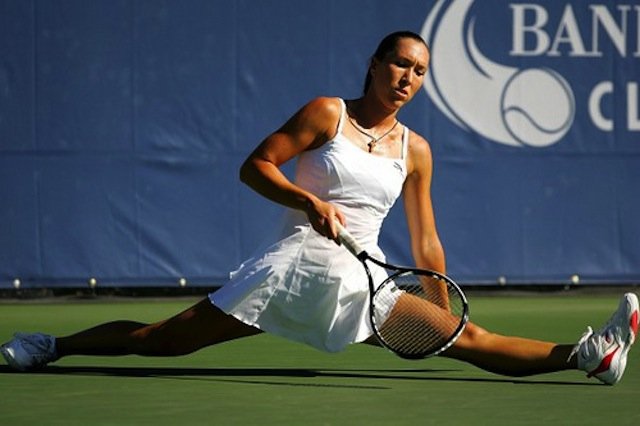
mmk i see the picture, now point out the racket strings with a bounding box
[372,273,466,358]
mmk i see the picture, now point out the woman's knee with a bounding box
[460,322,490,345]
[442,322,490,358]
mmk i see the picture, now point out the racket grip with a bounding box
[334,222,365,258]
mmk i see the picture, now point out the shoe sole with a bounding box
[625,293,639,345]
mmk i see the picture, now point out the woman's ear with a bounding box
[369,57,379,77]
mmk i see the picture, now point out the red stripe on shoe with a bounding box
[587,345,620,378]
[630,311,638,338]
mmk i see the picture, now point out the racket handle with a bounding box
[334,222,366,258]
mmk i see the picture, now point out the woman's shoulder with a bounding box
[295,97,344,147]
[302,96,343,118]
[404,127,433,175]
[406,127,431,155]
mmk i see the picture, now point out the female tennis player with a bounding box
[2,31,637,385]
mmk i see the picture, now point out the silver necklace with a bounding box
[347,114,399,153]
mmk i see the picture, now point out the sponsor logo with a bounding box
[393,161,404,177]
[421,0,639,148]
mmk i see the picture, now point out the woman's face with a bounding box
[371,38,430,108]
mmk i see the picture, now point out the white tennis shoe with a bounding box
[1,332,58,371]
[573,293,639,385]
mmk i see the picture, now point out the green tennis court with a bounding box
[1,293,639,425]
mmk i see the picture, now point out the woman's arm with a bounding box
[239,97,346,239]
[402,132,446,273]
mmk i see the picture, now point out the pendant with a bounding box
[367,139,377,152]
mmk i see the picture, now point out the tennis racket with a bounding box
[335,222,469,359]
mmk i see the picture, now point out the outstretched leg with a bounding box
[364,291,576,376]
[363,320,575,376]
[438,293,639,385]
[442,322,575,376]
[56,298,262,357]
[364,293,638,384]
[2,298,260,370]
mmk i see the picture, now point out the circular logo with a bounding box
[421,0,575,148]
[501,68,575,147]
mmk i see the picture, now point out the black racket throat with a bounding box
[356,251,369,262]
[358,251,391,269]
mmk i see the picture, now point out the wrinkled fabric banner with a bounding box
[0,0,638,287]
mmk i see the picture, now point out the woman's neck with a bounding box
[347,97,398,129]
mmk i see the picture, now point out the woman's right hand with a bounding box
[304,197,346,243]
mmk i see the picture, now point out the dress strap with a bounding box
[336,98,346,136]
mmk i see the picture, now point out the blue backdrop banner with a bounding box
[0,0,638,288]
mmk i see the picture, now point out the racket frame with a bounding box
[336,222,469,359]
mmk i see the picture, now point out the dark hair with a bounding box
[363,31,430,94]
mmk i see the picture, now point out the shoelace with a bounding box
[597,313,624,336]
[568,326,593,363]
[576,300,631,361]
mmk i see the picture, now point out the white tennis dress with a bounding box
[209,98,408,352]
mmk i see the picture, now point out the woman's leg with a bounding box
[363,293,637,385]
[56,298,262,358]
[363,292,577,377]
[362,319,576,377]
[441,322,576,377]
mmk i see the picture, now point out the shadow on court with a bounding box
[0,365,597,388]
